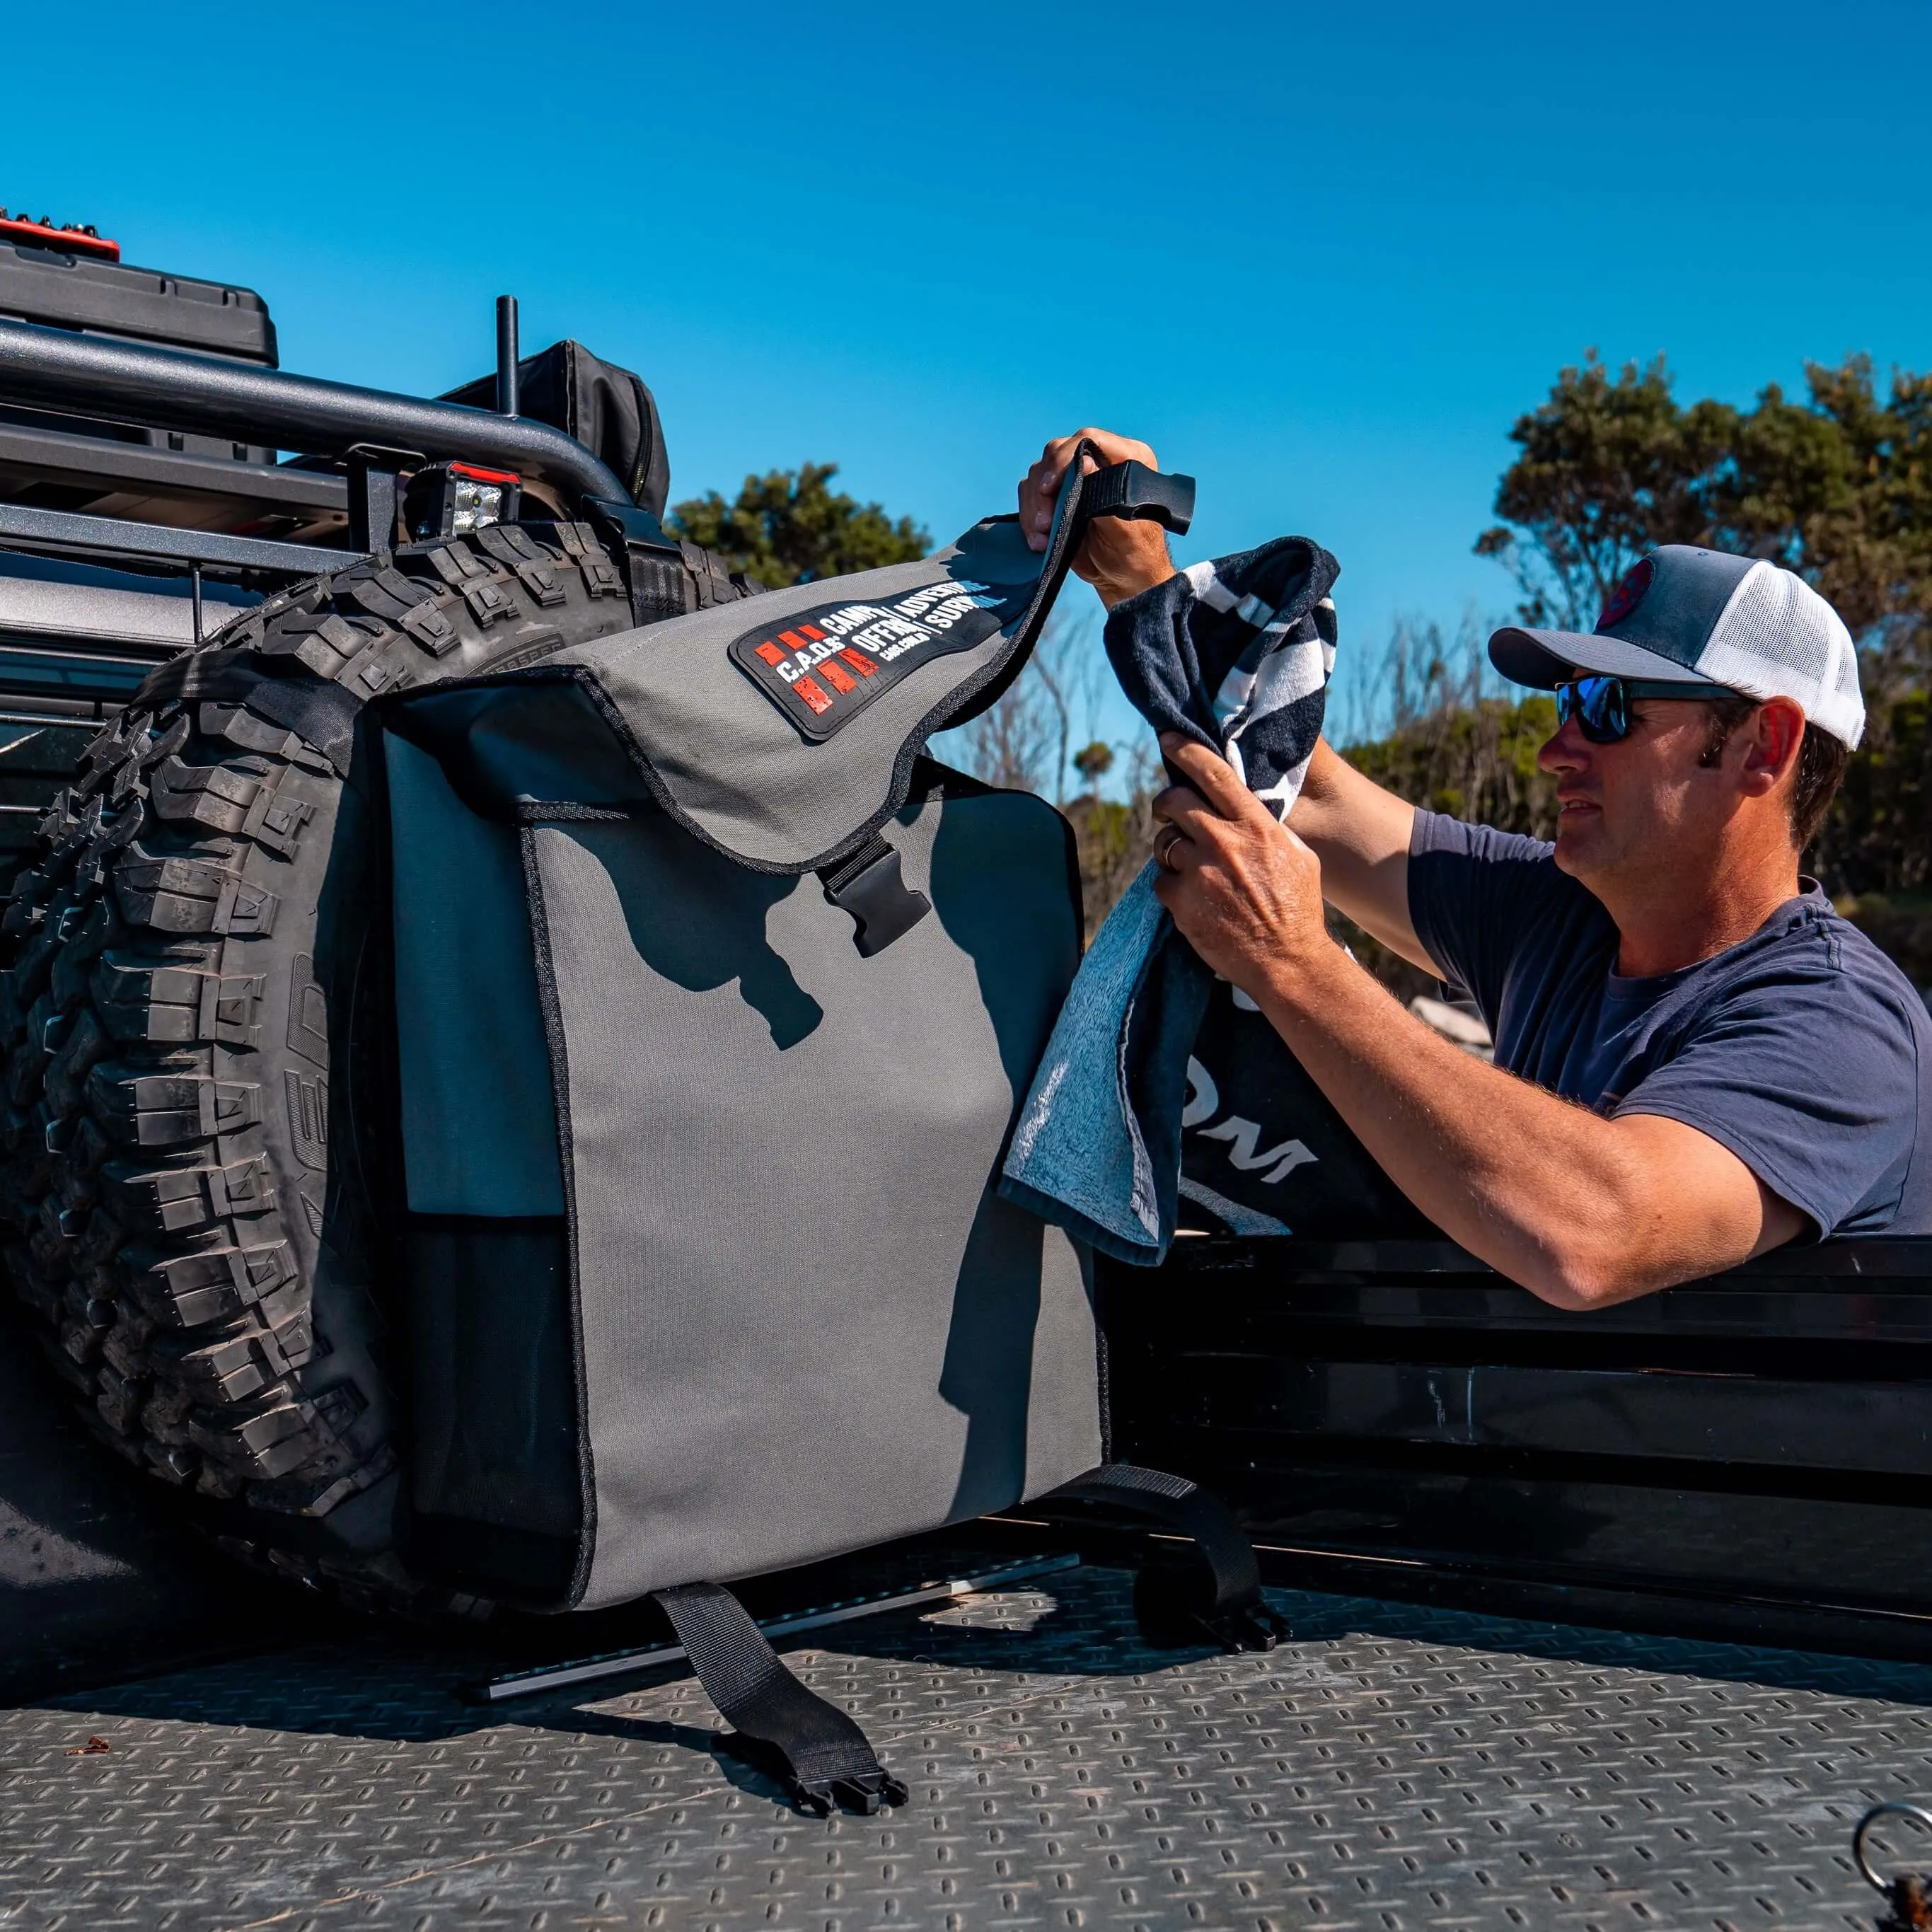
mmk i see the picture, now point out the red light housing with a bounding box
[447,462,521,487]
[404,461,524,540]
[0,212,120,262]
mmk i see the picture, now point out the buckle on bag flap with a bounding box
[817,833,930,957]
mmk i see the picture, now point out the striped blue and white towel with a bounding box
[998,536,1339,1264]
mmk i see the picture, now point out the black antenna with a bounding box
[495,295,519,417]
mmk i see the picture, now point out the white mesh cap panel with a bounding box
[1698,560,1866,747]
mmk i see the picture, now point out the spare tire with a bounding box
[0,517,752,1610]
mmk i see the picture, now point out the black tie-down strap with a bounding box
[653,1580,909,1817]
[586,498,758,626]
[1046,1462,1287,1653]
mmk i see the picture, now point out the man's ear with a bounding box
[1738,698,1805,797]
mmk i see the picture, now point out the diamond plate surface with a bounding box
[5,1568,1932,1930]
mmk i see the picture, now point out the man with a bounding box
[1018,429,1932,1307]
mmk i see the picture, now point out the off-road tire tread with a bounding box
[0,521,741,1609]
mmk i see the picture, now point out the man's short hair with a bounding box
[1698,695,1849,852]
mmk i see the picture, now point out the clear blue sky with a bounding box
[6,1,1928,754]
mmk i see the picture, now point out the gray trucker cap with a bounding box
[1489,545,1866,748]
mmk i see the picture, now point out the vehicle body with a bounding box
[1,219,1927,1928]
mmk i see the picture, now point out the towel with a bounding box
[998,536,1339,1263]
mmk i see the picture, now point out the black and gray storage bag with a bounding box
[378,453,1281,1813]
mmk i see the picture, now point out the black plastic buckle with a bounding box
[717,1732,909,1817]
[797,1768,910,1818]
[1076,456,1196,536]
[818,836,930,957]
[584,497,682,557]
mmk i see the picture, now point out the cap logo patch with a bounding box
[1597,557,1654,631]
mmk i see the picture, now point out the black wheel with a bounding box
[0,519,745,1610]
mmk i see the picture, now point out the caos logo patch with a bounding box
[730,574,1029,741]
[1597,557,1654,630]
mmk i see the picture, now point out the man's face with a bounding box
[1536,695,1737,887]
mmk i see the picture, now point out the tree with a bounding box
[1072,741,1114,789]
[1475,352,1727,629]
[666,461,930,588]
[1475,350,1932,695]
[955,613,1104,808]
[1341,614,1558,840]
[1715,359,1932,695]
[957,659,1063,795]
[951,613,1155,936]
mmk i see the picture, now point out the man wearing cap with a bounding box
[1020,429,1932,1307]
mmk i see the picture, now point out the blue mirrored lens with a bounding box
[1557,676,1628,741]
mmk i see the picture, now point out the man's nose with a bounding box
[1538,715,1592,774]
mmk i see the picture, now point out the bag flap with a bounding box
[383,451,1191,877]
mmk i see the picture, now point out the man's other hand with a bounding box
[1150,734,1331,994]
[1020,428,1177,608]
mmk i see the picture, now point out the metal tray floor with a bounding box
[6,1566,1932,1930]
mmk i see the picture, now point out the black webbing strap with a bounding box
[627,549,695,625]
[131,649,365,776]
[584,498,704,626]
[1046,1462,1286,1653]
[816,831,931,956]
[679,540,741,611]
[653,1580,908,1817]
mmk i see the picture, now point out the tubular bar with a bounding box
[468,1552,1082,1704]
[0,500,364,578]
[0,320,628,511]
[496,296,519,417]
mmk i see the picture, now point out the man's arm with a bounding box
[1021,429,1437,970]
[1151,736,1806,1306]
[1288,741,1436,975]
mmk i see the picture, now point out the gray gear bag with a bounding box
[377,452,1281,1815]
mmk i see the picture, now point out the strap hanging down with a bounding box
[1046,1462,1287,1653]
[654,1580,909,1817]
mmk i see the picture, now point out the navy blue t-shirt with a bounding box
[1407,811,1932,1239]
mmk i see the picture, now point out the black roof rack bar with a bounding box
[0,501,362,577]
[0,320,631,511]
[0,705,121,729]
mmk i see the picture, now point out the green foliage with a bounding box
[1072,741,1114,787]
[666,461,930,589]
[1818,690,1932,895]
[1063,791,1156,939]
[1477,349,1932,693]
[1475,352,1725,628]
[1344,693,1560,841]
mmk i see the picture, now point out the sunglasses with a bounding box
[1554,673,1739,744]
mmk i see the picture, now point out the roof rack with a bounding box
[0,303,633,727]
[0,319,627,521]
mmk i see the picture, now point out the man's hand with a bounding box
[1019,428,1176,608]
[1150,734,1334,995]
